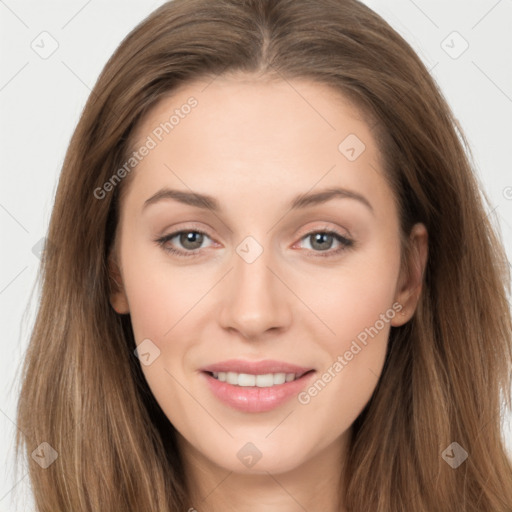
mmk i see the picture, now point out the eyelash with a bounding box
[155,228,354,259]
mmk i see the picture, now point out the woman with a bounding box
[16,0,512,510]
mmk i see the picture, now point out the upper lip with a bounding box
[200,359,314,377]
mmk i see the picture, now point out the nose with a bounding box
[218,241,292,341]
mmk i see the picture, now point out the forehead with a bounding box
[132,74,376,161]
[123,75,393,218]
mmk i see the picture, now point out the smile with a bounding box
[200,363,316,413]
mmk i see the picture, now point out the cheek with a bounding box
[300,239,401,346]
[119,233,199,343]
[294,265,400,433]
[296,240,401,405]
[123,272,179,343]
[329,272,397,346]
[120,250,198,410]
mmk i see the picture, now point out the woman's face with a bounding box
[110,75,427,476]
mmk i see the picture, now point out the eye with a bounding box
[155,227,355,259]
[155,229,214,258]
[295,229,354,258]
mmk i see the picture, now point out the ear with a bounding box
[391,223,428,326]
[108,254,130,314]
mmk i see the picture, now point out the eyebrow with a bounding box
[142,186,374,215]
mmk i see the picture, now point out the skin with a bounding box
[110,73,428,512]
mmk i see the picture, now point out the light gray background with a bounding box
[1,1,511,510]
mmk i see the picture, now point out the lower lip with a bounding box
[201,371,316,413]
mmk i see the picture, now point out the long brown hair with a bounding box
[15,0,512,510]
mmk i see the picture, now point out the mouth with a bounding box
[199,360,316,413]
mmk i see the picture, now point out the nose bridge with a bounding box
[219,234,290,337]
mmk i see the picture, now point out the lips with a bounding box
[200,359,316,413]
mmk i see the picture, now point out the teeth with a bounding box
[227,371,238,385]
[210,371,298,387]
